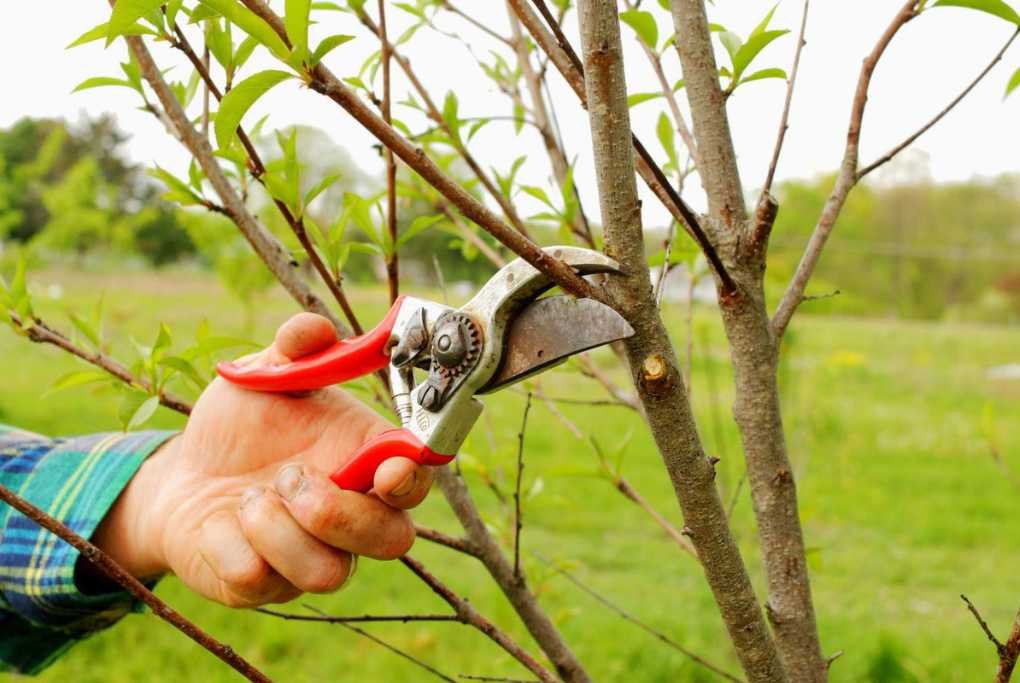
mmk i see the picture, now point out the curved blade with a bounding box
[477,296,633,394]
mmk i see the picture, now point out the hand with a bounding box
[91,313,434,607]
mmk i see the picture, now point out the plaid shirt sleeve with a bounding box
[0,423,177,674]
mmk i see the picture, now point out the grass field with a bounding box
[1,266,1018,682]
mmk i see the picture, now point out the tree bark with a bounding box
[575,3,785,681]
[670,2,826,680]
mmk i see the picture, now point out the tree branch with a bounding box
[762,0,810,195]
[507,0,738,297]
[0,483,268,682]
[400,556,558,683]
[961,595,1020,682]
[513,393,532,578]
[377,0,400,304]
[415,524,478,556]
[12,314,192,416]
[771,0,920,339]
[575,2,783,680]
[535,553,742,683]
[255,607,461,624]
[857,26,1020,180]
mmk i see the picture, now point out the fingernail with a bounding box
[240,487,264,509]
[390,470,418,497]
[341,554,359,590]
[274,464,306,501]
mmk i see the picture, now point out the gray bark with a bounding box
[575,3,785,681]
[670,1,826,680]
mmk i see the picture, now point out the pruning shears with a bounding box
[216,246,633,493]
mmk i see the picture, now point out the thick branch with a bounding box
[771,1,919,338]
[575,3,783,680]
[401,556,557,683]
[0,483,268,682]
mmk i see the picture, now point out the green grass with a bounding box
[2,266,1018,682]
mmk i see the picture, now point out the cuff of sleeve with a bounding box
[0,429,177,672]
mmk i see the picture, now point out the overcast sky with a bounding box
[2,1,1018,224]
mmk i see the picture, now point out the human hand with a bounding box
[91,313,433,607]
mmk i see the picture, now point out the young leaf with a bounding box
[68,312,101,348]
[125,394,161,431]
[45,370,113,397]
[397,214,444,248]
[196,0,291,60]
[442,91,462,144]
[1007,66,1020,97]
[72,77,135,94]
[740,67,788,84]
[285,0,312,63]
[214,70,294,150]
[304,173,343,207]
[159,356,207,390]
[619,10,658,49]
[932,0,1020,24]
[68,21,154,49]
[732,29,788,82]
[627,92,663,107]
[148,165,204,205]
[106,0,164,45]
[656,113,678,172]
[310,34,355,66]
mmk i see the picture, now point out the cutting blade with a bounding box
[477,295,634,394]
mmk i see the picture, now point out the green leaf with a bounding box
[215,70,293,150]
[166,0,185,26]
[149,165,204,205]
[285,0,312,62]
[107,0,164,45]
[45,370,112,397]
[521,185,556,211]
[733,29,788,82]
[310,34,355,66]
[932,0,1020,23]
[159,356,207,389]
[304,173,343,207]
[68,312,100,348]
[397,214,444,247]
[72,77,135,94]
[442,91,461,144]
[196,0,291,59]
[1006,66,1020,97]
[656,112,677,171]
[740,67,788,84]
[68,21,154,48]
[627,92,663,107]
[750,4,778,37]
[719,31,743,66]
[125,394,161,431]
[619,10,658,49]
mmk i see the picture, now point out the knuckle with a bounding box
[378,520,416,560]
[298,555,351,594]
[223,556,272,593]
[303,494,350,537]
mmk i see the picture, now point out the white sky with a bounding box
[2,1,1018,226]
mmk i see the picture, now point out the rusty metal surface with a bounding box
[478,295,633,394]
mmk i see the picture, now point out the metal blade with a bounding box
[477,296,634,394]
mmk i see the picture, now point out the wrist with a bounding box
[90,435,178,580]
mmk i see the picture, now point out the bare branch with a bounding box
[771,1,920,339]
[303,604,457,683]
[857,27,1020,179]
[0,483,268,682]
[378,0,400,303]
[415,524,478,556]
[441,1,514,46]
[12,314,192,416]
[255,607,461,624]
[614,477,698,560]
[401,556,558,683]
[762,0,810,195]
[513,393,532,578]
[961,594,1020,682]
[962,595,1006,651]
[535,553,743,683]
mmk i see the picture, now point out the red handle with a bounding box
[331,428,454,493]
[217,296,406,393]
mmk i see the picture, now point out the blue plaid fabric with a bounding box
[0,424,176,673]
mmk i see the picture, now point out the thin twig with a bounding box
[303,605,456,682]
[762,0,810,194]
[401,556,558,683]
[514,393,532,578]
[0,483,269,682]
[255,607,461,623]
[535,553,743,683]
[442,1,514,46]
[13,314,192,416]
[415,524,478,556]
[459,676,539,683]
[857,27,1020,180]
[962,594,1006,650]
[770,0,921,339]
[378,0,400,303]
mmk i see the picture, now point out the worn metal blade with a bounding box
[477,296,633,394]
